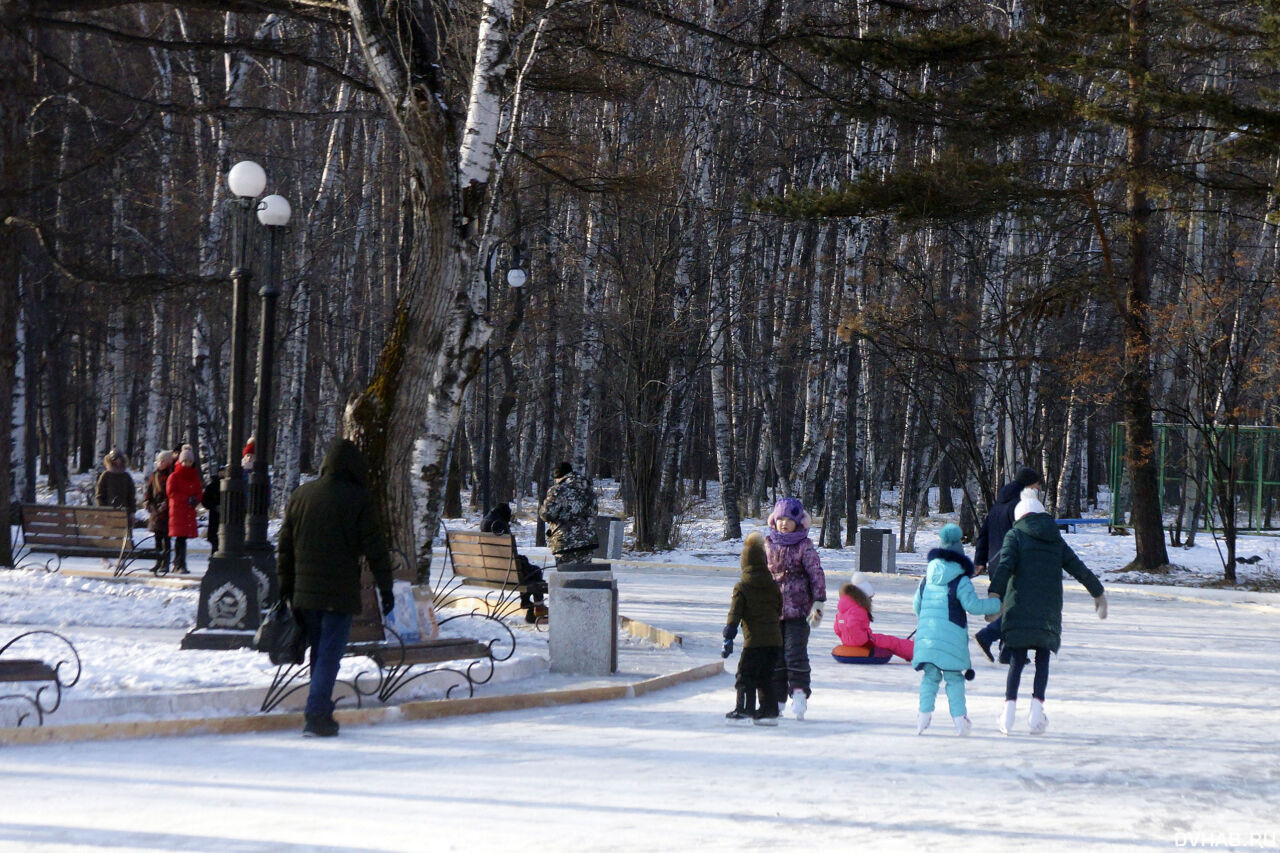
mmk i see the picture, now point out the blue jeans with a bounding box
[919,663,968,716]
[296,609,352,717]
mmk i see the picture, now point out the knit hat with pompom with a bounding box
[939,523,964,553]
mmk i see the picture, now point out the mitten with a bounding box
[380,589,396,617]
[721,624,737,658]
[807,601,824,629]
[1094,593,1108,620]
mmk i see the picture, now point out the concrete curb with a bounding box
[0,660,724,747]
[618,616,682,648]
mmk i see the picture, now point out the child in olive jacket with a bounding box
[721,531,783,725]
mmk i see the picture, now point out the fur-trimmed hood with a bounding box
[926,547,975,580]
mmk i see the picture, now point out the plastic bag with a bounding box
[255,600,307,665]
[383,580,422,642]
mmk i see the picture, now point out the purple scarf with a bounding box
[767,529,810,547]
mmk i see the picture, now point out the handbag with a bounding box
[255,600,307,666]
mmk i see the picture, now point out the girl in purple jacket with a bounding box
[765,497,827,720]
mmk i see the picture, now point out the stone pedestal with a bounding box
[592,516,625,560]
[181,552,261,650]
[547,563,617,676]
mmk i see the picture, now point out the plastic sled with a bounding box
[832,644,892,664]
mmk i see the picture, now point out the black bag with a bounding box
[255,601,307,665]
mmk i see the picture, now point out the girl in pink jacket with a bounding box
[833,574,914,661]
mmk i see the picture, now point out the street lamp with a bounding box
[182,160,269,650]
[245,194,290,601]
[480,244,526,514]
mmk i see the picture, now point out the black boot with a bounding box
[303,712,339,738]
[725,689,752,721]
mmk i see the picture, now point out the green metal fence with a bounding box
[1108,423,1280,532]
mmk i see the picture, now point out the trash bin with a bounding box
[547,565,618,675]
[858,528,897,574]
[593,515,625,560]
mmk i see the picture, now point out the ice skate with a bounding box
[916,712,931,735]
[953,715,972,736]
[1028,698,1048,734]
[790,690,807,721]
[725,690,754,724]
[752,715,779,727]
[998,700,1016,735]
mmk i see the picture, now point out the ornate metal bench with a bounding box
[16,504,158,576]
[0,631,83,727]
[259,550,517,713]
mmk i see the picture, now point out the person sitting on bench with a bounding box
[481,503,547,624]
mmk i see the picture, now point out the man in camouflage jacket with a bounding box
[540,461,598,565]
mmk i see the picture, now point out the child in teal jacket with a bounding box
[912,524,1002,735]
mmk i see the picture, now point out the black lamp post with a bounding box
[480,244,526,514]
[244,193,290,604]
[182,160,270,650]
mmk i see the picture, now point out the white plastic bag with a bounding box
[383,580,422,642]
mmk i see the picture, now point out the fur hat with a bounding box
[768,497,811,531]
[1014,466,1042,488]
[104,449,125,469]
[1014,487,1046,520]
[155,449,174,468]
[939,523,964,553]
[849,571,875,598]
[553,461,573,480]
[741,531,768,574]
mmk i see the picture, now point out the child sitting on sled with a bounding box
[832,573,914,663]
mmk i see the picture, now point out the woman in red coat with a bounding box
[166,445,204,574]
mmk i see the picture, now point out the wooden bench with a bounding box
[18,504,158,575]
[444,529,547,623]
[259,562,504,713]
[0,630,82,727]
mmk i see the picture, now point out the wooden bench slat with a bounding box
[0,660,58,682]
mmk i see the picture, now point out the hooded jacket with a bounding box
[973,480,1024,573]
[95,455,136,516]
[276,439,393,615]
[990,513,1104,652]
[725,532,783,647]
[912,548,1001,672]
[540,472,598,556]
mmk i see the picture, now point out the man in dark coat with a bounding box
[277,438,393,737]
[972,466,1041,661]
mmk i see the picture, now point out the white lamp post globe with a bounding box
[257,194,292,226]
[227,161,267,198]
[506,267,527,288]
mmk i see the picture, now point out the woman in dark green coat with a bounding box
[990,488,1108,735]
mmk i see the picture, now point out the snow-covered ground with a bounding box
[3,478,1280,850]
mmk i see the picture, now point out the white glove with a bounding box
[808,602,824,629]
[1094,593,1108,620]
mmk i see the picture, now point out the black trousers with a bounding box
[772,617,812,699]
[515,555,545,608]
[1006,646,1051,701]
[736,646,780,717]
